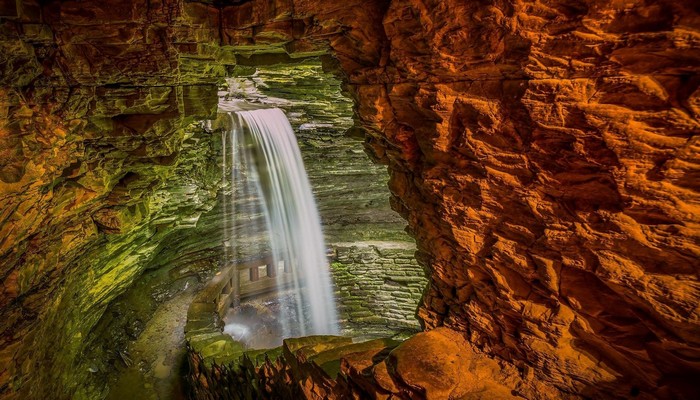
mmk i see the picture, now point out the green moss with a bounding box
[241,347,284,366]
[23,117,227,398]
[199,336,245,359]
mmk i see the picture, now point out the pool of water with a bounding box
[223,289,419,349]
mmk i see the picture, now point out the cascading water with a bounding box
[221,107,339,342]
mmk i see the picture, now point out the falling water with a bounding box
[222,107,339,339]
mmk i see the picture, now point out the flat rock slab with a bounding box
[386,327,522,399]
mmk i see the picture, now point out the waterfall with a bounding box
[223,107,339,340]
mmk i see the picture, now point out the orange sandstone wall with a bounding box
[304,0,699,397]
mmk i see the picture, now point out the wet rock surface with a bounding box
[331,243,426,332]
[1,0,699,399]
[187,327,527,400]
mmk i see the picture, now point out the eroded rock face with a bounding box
[1,0,698,399]
[320,1,700,397]
[371,3,700,399]
[0,2,225,398]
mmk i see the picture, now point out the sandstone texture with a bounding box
[1,0,699,399]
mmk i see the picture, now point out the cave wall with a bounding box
[332,243,425,331]
[0,2,226,398]
[365,3,700,398]
[1,0,698,399]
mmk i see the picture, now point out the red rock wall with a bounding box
[267,0,700,397]
[328,1,700,398]
[1,0,698,399]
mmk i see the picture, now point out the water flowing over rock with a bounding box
[226,107,339,339]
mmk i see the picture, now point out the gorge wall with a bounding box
[1,1,698,399]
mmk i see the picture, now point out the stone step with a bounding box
[283,335,354,356]
[307,337,400,378]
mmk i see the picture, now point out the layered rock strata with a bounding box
[331,243,425,332]
[1,1,698,399]
[1,2,226,398]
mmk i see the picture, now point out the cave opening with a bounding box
[84,56,426,400]
[214,56,427,340]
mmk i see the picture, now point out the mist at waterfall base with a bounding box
[220,107,339,348]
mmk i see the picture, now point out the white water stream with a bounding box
[222,107,339,340]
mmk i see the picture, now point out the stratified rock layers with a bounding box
[0,1,698,399]
[325,1,700,397]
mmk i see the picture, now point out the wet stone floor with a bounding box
[105,286,195,400]
[223,290,419,351]
[104,277,417,399]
